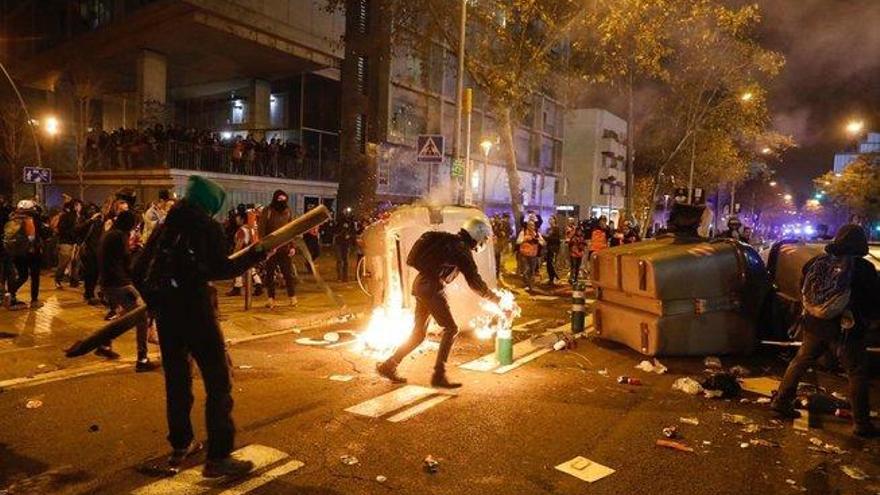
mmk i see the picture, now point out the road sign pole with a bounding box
[463,88,473,205]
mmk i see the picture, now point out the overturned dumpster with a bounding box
[591,234,771,356]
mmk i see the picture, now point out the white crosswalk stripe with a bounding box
[131,444,302,495]
[345,385,456,422]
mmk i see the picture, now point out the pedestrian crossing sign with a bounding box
[417,135,444,163]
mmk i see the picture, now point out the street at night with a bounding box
[2,0,880,494]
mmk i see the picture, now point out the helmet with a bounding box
[16,199,36,211]
[462,217,492,252]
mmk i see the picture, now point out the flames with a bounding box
[471,289,521,340]
[354,287,521,361]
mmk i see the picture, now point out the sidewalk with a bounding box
[0,269,371,384]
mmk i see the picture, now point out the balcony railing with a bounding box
[84,140,339,183]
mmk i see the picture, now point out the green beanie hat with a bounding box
[185,175,226,216]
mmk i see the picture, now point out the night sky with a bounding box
[759,0,880,199]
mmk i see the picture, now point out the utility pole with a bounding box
[463,88,473,205]
[453,0,466,201]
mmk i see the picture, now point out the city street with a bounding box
[1,270,878,495]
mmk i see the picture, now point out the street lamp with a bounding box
[43,116,60,136]
[769,181,777,187]
[740,92,754,102]
[761,147,772,155]
[783,193,793,202]
[479,138,493,207]
[845,119,864,137]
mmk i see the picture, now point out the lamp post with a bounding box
[0,60,44,200]
[480,138,492,208]
[845,119,865,152]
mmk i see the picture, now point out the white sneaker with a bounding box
[266,298,275,309]
[289,296,298,306]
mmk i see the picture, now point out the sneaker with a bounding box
[55,281,64,290]
[289,296,298,306]
[104,309,117,321]
[430,372,462,389]
[2,293,10,308]
[202,457,255,479]
[8,301,27,311]
[226,287,242,297]
[376,362,407,384]
[168,441,204,467]
[266,298,275,309]
[30,300,44,309]
[94,347,121,360]
[135,359,160,373]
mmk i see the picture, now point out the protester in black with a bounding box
[544,215,561,285]
[259,190,296,308]
[771,224,879,437]
[377,218,501,388]
[333,209,358,282]
[55,199,82,288]
[134,176,267,477]
[4,200,47,309]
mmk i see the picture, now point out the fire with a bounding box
[471,289,521,340]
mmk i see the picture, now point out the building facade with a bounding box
[2,0,344,213]
[339,0,563,219]
[556,108,627,224]
[833,131,880,173]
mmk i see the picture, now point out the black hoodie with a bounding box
[260,189,291,238]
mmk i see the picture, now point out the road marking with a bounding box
[345,385,438,418]
[0,361,131,391]
[216,459,305,495]
[494,348,553,374]
[460,322,593,374]
[386,394,454,423]
[132,444,294,495]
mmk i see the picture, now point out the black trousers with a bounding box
[265,251,295,298]
[387,276,458,373]
[8,254,40,302]
[569,256,583,283]
[775,324,871,427]
[82,252,99,300]
[545,247,559,283]
[336,244,350,281]
[157,290,235,460]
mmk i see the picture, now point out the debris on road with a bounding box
[672,377,704,395]
[555,456,615,483]
[323,332,340,343]
[679,417,700,426]
[656,439,694,453]
[238,365,253,370]
[329,374,355,382]
[739,377,780,397]
[25,399,42,409]
[729,365,751,377]
[423,455,440,474]
[704,390,724,399]
[376,475,387,483]
[749,439,780,448]
[662,426,678,439]
[635,359,667,374]
[597,368,609,377]
[721,413,754,425]
[808,437,848,455]
[617,376,641,386]
[701,372,741,398]
[704,356,722,369]
[755,397,771,404]
[793,410,811,432]
[340,454,359,466]
[88,424,99,433]
[296,337,330,346]
[742,424,761,434]
[841,465,869,480]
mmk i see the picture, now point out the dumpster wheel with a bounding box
[356,257,371,296]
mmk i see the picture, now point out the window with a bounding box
[354,114,366,153]
[602,129,619,141]
[602,151,616,169]
[356,55,369,95]
[231,99,246,124]
[356,0,370,34]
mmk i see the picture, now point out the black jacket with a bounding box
[98,228,132,288]
[57,208,80,244]
[408,231,494,300]
[133,200,264,302]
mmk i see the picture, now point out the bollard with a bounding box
[496,328,514,365]
[571,281,586,333]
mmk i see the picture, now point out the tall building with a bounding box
[2,0,344,212]
[833,131,880,173]
[339,0,563,218]
[556,108,627,224]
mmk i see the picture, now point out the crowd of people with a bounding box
[83,124,322,179]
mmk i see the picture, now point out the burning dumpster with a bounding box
[591,236,771,356]
[357,205,499,358]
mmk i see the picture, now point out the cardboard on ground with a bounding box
[740,377,780,397]
[555,456,615,483]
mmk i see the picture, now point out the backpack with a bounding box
[802,254,852,320]
[3,218,31,257]
[407,231,447,273]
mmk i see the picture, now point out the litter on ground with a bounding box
[555,456,615,483]
[656,439,695,453]
[672,377,704,395]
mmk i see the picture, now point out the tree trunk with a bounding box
[624,72,635,215]
[499,107,523,226]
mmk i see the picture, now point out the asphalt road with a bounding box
[1,277,879,495]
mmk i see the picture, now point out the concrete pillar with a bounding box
[249,79,271,133]
[136,49,167,127]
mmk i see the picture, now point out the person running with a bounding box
[3,200,48,310]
